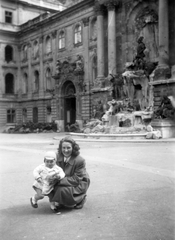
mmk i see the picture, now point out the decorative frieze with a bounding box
[82,17,89,27]
[94,0,105,15]
[135,7,158,30]
[51,30,57,39]
[103,0,121,10]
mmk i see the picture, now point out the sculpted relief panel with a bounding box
[126,5,158,64]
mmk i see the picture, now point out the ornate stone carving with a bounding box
[39,36,44,43]
[27,42,31,48]
[82,17,89,27]
[135,7,158,30]
[74,55,84,75]
[51,30,57,39]
[94,0,105,15]
[103,0,121,10]
[53,56,85,92]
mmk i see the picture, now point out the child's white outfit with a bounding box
[33,163,65,195]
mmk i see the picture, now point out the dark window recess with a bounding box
[5,45,13,62]
[33,107,38,123]
[5,11,12,23]
[5,73,14,94]
[7,109,15,123]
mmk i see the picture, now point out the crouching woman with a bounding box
[49,136,90,210]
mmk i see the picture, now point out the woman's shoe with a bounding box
[51,207,60,213]
[74,195,87,209]
[30,197,38,208]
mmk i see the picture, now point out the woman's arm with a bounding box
[59,159,86,187]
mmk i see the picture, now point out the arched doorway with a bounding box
[62,81,76,131]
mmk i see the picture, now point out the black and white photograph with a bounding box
[0,0,175,239]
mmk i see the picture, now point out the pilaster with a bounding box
[154,0,170,80]
[27,42,32,98]
[39,36,44,97]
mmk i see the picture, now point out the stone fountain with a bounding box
[69,37,174,140]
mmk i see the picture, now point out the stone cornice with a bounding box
[149,79,175,86]
[18,0,94,36]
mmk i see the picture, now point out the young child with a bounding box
[30,151,65,211]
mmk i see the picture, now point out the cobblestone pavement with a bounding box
[0,133,175,240]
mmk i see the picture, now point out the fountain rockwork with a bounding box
[77,37,161,139]
[149,0,175,138]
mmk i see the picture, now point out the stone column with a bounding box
[104,1,118,75]
[82,17,91,122]
[96,5,105,80]
[154,0,170,80]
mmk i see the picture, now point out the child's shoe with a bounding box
[30,197,38,208]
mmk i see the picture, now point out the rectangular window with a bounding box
[5,11,12,24]
[7,109,16,123]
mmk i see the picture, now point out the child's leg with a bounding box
[31,187,44,208]
[34,188,44,202]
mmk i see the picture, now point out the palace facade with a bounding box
[0,0,175,131]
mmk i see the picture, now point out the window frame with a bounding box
[5,45,13,62]
[74,23,82,45]
[46,67,52,90]
[58,30,65,50]
[45,35,52,54]
[34,70,39,93]
[7,108,16,123]
[5,73,14,94]
[5,10,13,24]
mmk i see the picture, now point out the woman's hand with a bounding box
[48,178,58,184]
[37,177,43,183]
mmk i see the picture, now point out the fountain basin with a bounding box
[151,119,175,138]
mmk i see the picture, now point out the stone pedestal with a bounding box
[151,119,175,138]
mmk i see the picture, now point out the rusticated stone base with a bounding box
[151,119,175,138]
[154,65,171,81]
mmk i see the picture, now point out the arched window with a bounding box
[33,40,39,59]
[34,70,39,92]
[5,73,14,94]
[74,24,82,44]
[45,36,51,54]
[7,108,16,123]
[46,68,52,90]
[23,73,28,94]
[58,30,65,49]
[23,44,28,60]
[5,45,13,62]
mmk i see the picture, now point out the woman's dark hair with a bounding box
[57,136,80,157]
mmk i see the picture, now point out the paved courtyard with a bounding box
[0,132,175,240]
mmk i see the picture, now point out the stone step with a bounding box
[69,132,147,140]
